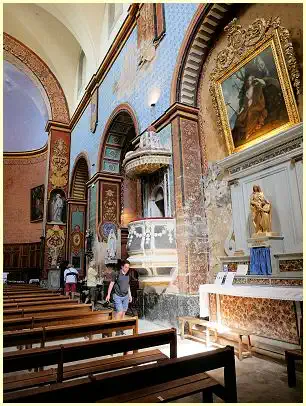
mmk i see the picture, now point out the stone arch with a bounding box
[171,3,233,106]
[3,32,70,123]
[98,103,139,173]
[70,153,90,200]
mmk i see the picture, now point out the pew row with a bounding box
[4,309,113,331]
[4,345,237,403]
[4,317,138,348]
[4,299,79,309]
[4,328,177,394]
[4,295,67,303]
[4,304,92,319]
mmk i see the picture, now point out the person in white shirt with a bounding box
[85,260,100,310]
[64,264,78,299]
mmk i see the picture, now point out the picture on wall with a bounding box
[30,185,44,222]
[221,46,289,149]
[210,19,300,154]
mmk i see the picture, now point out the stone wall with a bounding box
[137,291,200,328]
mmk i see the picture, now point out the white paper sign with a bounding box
[236,264,249,275]
[215,272,227,285]
[223,272,236,286]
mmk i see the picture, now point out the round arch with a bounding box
[70,153,90,200]
[98,103,139,173]
[171,3,233,107]
[3,32,70,123]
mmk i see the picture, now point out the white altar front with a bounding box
[200,284,303,317]
[199,282,302,346]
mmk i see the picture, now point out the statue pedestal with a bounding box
[48,268,61,289]
[247,235,284,275]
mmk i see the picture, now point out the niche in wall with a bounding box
[48,189,67,224]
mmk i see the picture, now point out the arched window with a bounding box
[108,3,123,37]
[77,50,86,95]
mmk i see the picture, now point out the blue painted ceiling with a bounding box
[4,60,49,152]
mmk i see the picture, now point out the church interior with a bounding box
[3,2,303,403]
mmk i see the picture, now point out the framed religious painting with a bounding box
[210,17,301,154]
[30,185,44,222]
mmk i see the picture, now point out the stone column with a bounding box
[42,121,71,280]
[170,104,209,294]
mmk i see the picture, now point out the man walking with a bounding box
[105,260,132,334]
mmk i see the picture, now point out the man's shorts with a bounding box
[65,283,77,293]
[113,293,129,312]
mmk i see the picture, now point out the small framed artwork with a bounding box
[30,185,44,222]
[210,17,300,154]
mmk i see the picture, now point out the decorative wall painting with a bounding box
[210,18,300,154]
[30,185,44,222]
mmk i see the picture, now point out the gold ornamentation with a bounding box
[50,139,69,188]
[46,225,65,267]
[210,17,301,155]
[103,188,117,223]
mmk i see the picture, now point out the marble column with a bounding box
[170,104,209,294]
[42,121,71,280]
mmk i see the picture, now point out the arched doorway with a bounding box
[98,105,141,249]
[68,155,90,278]
[98,105,141,302]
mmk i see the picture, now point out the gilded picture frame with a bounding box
[210,18,301,154]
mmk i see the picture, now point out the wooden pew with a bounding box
[4,296,67,303]
[4,304,92,319]
[4,317,138,348]
[4,292,59,298]
[4,329,176,393]
[4,299,79,309]
[4,345,237,403]
[4,310,113,331]
[4,287,55,293]
[4,286,45,291]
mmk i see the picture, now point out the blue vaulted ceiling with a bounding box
[4,60,49,152]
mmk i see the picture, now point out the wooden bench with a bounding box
[285,349,302,387]
[4,329,176,394]
[4,295,67,303]
[4,288,47,293]
[4,292,60,299]
[4,303,92,319]
[4,299,79,309]
[4,345,237,403]
[4,309,113,331]
[178,316,252,361]
[4,317,138,348]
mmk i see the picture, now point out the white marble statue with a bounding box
[107,229,117,260]
[52,194,64,222]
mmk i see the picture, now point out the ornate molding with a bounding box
[209,17,301,155]
[173,3,233,106]
[4,152,48,166]
[210,17,301,95]
[4,33,70,124]
[217,122,303,176]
